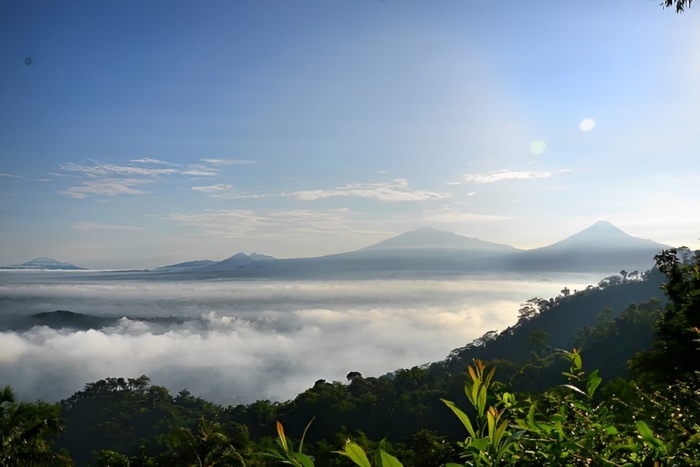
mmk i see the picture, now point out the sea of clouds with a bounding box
[0,272,598,405]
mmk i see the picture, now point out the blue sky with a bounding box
[1,0,699,268]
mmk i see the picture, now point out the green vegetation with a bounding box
[0,386,71,466]
[2,247,699,465]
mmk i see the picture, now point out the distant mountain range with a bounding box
[139,221,670,279]
[1,221,671,278]
[0,257,85,270]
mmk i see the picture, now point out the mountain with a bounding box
[0,257,85,270]
[362,226,518,254]
[199,252,277,271]
[91,222,670,280]
[156,260,217,270]
[506,221,669,273]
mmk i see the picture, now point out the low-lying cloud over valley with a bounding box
[0,274,598,405]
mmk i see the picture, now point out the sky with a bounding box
[1,0,699,269]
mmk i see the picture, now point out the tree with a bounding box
[630,247,700,386]
[664,0,692,12]
[165,418,245,467]
[0,386,72,466]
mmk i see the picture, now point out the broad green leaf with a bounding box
[494,419,508,447]
[636,420,667,451]
[338,441,372,467]
[442,399,477,439]
[571,349,582,370]
[586,369,602,399]
[487,407,496,440]
[445,464,465,467]
[378,449,403,467]
[477,385,487,414]
[291,452,315,467]
[469,437,489,451]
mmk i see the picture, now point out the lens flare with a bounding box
[529,140,547,155]
[579,118,596,132]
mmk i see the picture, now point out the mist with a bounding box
[0,273,599,405]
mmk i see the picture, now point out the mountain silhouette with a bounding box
[0,257,85,270]
[362,226,518,253]
[505,221,668,273]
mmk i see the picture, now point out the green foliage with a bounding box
[0,385,72,466]
[442,359,522,466]
[164,417,246,466]
[630,248,700,386]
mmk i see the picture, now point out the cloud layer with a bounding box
[0,275,597,405]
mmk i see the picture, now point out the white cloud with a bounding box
[290,179,448,202]
[60,163,178,177]
[0,278,594,404]
[130,158,176,165]
[201,159,257,166]
[181,168,220,177]
[463,169,552,183]
[192,184,233,193]
[0,173,50,182]
[60,178,153,198]
[72,222,145,231]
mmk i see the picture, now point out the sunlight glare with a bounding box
[579,118,596,132]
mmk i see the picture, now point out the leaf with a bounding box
[299,416,316,454]
[378,449,404,467]
[586,369,602,399]
[468,365,478,384]
[442,399,477,439]
[337,441,372,467]
[636,420,667,451]
[276,420,289,453]
[487,407,496,441]
[291,452,316,467]
[561,384,587,398]
[494,419,508,447]
[484,366,497,388]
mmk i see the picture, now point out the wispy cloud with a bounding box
[421,207,511,224]
[289,179,448,202]
[167,208,354,239]
[201,159,256,166]
[463,169,552,183]
[130,158,177,165]
[181,168,219,177]
[58,159,227,199]
[60,162,178,177]
[192,184,233,193]
[0,173,50,182]
[60,178,153,199]
[72,222,146,231]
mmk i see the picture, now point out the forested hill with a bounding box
[49,266,674,465]
[443,268,667,385]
